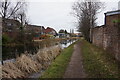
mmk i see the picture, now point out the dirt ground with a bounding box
[64,41,86,78]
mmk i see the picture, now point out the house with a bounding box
[58,29,70,38]
[2,18,21,39]
[105,10,120,26]
[58,33,66,38]
[44,27,57,37]
[74,33,81,37]
[25,25,45,40]
[3,18,21,32]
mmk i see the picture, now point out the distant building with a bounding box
[2,18,21,39]
[58,33,66,38]
[44,27,57,36]
[59,29,65,33]
[58,29,70,38]
[74,33,81,37]
[105,10,120,26]
[3,19,21,32]
[25,25,45,40]
[2,18,58,40]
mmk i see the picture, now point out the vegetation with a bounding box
[72,0,104,42]
[81,39,119,78]
[41,42,75,78]
[2,38,58,60]
[2,34,13,44]
[112,19,120,23]
[2,45,61,78]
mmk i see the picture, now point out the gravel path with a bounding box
[64,41,86,78]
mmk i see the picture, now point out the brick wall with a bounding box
[93,12,120,61]
[93,26,104,47]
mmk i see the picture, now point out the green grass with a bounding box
[40,42,75,78]
[81,39,119,78]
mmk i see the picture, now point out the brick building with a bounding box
[25,25,45,40]
[93,10,120,61]
[44,27,57,36]
[2,19,21,39]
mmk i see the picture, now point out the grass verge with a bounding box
[81,39,119,78]
[40,42,75,78]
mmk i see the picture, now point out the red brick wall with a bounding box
[93,26,104,47]
[93,13,120,61]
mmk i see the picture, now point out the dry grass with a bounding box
[2,62,24,78]
[2,45,62,78]
[16,54,42,74]
[34,45,61,69]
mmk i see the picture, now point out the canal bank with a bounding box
[2,45,62,78]
[1,39,77,65]
[81,39,119,78]
[2,39,78,78]
[40,41,76,78]
[2,38,77,61]
[29,39,77,78]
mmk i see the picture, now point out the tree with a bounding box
[0,0,27,30]
[72,0,104,42]
[0,0,26,19]
[64,30,68,34]
[0,0,28,43]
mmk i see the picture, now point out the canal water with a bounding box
[1,39,77,65]
[28,39,77,78]
[1,39,78,78]
[60,39,77,49]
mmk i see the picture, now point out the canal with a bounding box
[1,39,78,64]
[28,39,77,78]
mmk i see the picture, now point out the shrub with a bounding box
[2,34,13,44]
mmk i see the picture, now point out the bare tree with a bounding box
[0,0,26,19]
[72,0,104,42]
[0,0,28,34]
[0,0,29,65]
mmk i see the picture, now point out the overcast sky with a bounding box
[27,0,120,33]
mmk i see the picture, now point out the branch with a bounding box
[7,1,23,19]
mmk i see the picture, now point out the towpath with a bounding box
[64,41,86,78]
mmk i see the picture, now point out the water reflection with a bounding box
[2,39,78,60]
[60,39,77,49]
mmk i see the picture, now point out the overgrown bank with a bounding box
[41,42,75,78]
[81,39,119,78]
[2,45,61,78]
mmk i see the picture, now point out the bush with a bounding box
[2,34,13,44]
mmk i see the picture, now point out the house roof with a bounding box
[3,18,20,25]
[105,10,120,16]
[59,29,65,33]
[94,25,105,28]
[27,24,45,29]
[44,27,56,33]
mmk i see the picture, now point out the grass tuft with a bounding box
[81,39,119,78]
